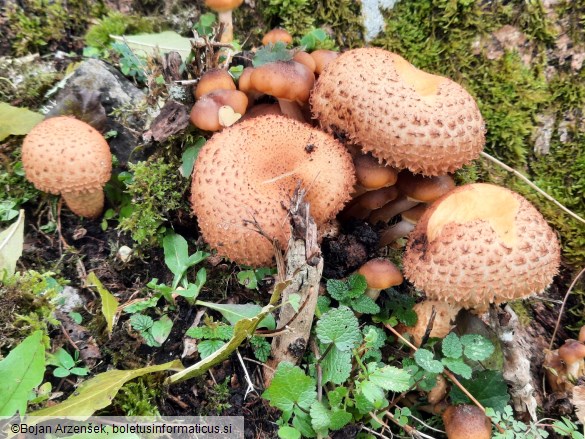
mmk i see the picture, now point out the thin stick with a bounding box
[236,350,258,400]
[549,266,585,349]
[480,151,585,225]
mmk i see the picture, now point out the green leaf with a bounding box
[414,349,444,373]
[359,380,385,406]
[310,400,331,432]
[87,272,119,334]
[110,31,193,60]
[194,12,216,36]
[263,362,317,413]
[237,270,258,289]
[288,293,301,312]
[54,348,75,370]
[278,426,301,439]
[250,336,271,362]
[350,294,380,314]
[442,333,463,359]
[363,325,387,350]
[252,42,293,67]
[0,103,44,141]
[123,296,160,314]
[0,330,45,416]
[0,209,25,277]
[368,365,411,392]
[180,138,205,177]
[347,274,368,298]
[330,409,352,431]
[53,367,71,378]
[326,279,348,302]
[292,411,316,438]
[316,307,362,351]
[195,301,276,330]
[30,360,182,417]
[321,345,352,385]
[327,387,348,408]
[163,233,192,288]
[175,268,206,300]
[150,315,173,345]
[449,370,510,412]
[461,334,495,361]
[69,367,89,376]
[300,28,329,51]
[198,339,226,358]
[442,357,472,379]
[69,312,83,324]
[129,313,153,332]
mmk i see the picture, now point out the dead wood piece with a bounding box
[143,100,190,142]
[264,187,323,386]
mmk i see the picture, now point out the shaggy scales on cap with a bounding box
[191,115,355,266]
[311,48,485,176]
[22,116,112,218]
[403,183,560,309]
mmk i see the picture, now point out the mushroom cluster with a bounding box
[191,114,355,266]
[22,116,112,219]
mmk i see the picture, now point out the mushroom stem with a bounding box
[277,99,306,122]
[62,189,105,219]
[218,10,234,43]
[369,195,419,225]
[378,220,416,248]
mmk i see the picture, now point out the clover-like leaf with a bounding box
[316,306,362,352]
[442,333,463,359]
[263,362,317,415]
[461,334,495,361]
[414,348,444,374]
[442,357,472,379]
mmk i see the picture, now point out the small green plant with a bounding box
[236,267,275,290]
[0,159,40,222]
[252,42,293,67]
[112,376,161,416]
[48,348,89,378]
[110,42,148,83]
[186,319,234,359]
[129,314,173,347]
[326,274,379,314]
[300,28,336,50]
[163,232,208,291]
[193,12,217,36]
[487,406,548,438]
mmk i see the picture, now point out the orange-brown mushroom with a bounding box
[191,115,355,266]
[312,48,485,175]
[205,0,243,43]
[357,258,403,302]
[442,405,492,439]
[378,203,427,248]
[190,89,248,131]
[194,69,236,99]
[22,116,112,218]
[353,153,399,194]
[310,49,339,75]
[262,28,293,46]
[293,51,316,73]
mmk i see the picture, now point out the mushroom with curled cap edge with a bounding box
[442,404,492,439]
[250,60,315,122]
[191,115,355,267]
[204,0,243,43]
[403,183,560,311]
[357,258,403,302]
[311,48,485,176]
[22,116,112,219]
[378,203,427,248]
[190,89,248,131]
[353,153,399,196]
[194,69,236,99]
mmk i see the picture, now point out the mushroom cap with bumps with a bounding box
[403,183,560,309]
[311,48,485,176]
[191,115,355,266]
[22,116,112,195]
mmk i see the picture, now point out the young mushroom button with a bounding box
[442,405,492,439]
[194,69,236,99]
[22,116,112,219]
[191,115,355,267]
[357,258,403,302]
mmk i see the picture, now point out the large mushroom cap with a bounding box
[311,48,485,176]
[22,116,112,195]
[403,183,560,309]
[191,115,355,266]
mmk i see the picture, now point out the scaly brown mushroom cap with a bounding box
[311,48,485,175]
[22,116,111,218]
[191,115,355,266]
[442,405,492,439]
[403,183,560,309]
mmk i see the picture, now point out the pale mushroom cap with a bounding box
[396,171,456,202]
[191,115,355,266]
[559,340,585,365]
[262,28,293,46]
[22,116,112,195]
[311,48,485,175]
[403,300,460,347]
[403,183,561,309]
[442,404,492,439]
[195,69,236,99]
[190,90,248,131]
[293,51,317,73]
[250,61,315,103]
[357,258,403,290]
[310,49,339,75]
[205,0,243,12]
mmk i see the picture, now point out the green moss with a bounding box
[110,376,162,416]
[372,0,584,266]
[84,12,156,50]
[0,149,41,223]
[4,0,107,56]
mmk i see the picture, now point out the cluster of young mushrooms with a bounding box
[20,21,564,439]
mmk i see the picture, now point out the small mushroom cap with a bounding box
[354,153,399,190]
[355,186,399,211]
[194,69,236,99]
[396,171,456,202]
[311,48,485,175]
[442,404,492,439]
[403,300,460,346]
[22,116,111,195]
[357,258,403,290]
[250,61,315,103]
[403,183,561,309]
[190,90,248,131]
[238,67,255,94]
[402,203,427,224]
[293,51,316,73]
[310,49,339,74]
[559,340,585,365]
[191,115,355,266]
[205,0,243,12]
[262,28,293,46]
